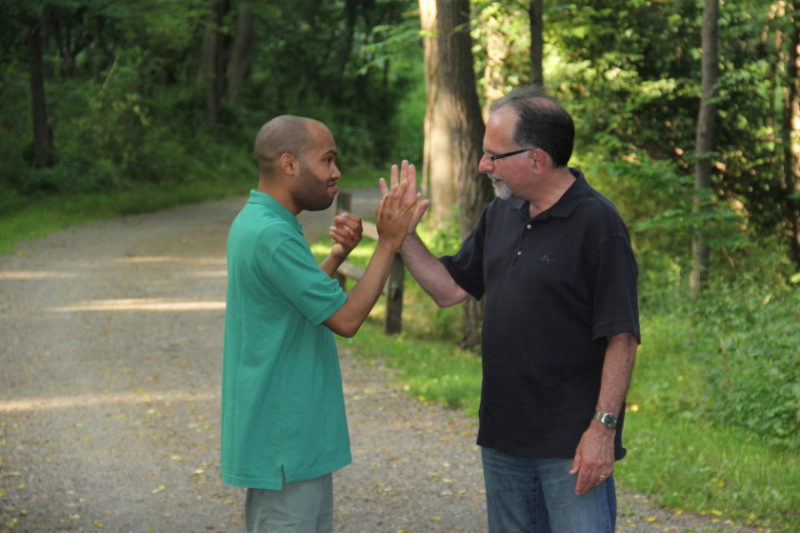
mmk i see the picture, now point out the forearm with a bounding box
[319,252,346,278]
[323,239,397,337]
[594,332,638,418]
[571,332,638,493]
[400,232,468,307]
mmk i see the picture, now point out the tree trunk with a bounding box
[228,5,252,105]
[29,17,53,168]
[529,0,544,87]
[690,0,719,299]
[199,0,230,125]
[419,0,457,223]
[481,9,509,121]
[782,2,800,267]
[436,0,492,350]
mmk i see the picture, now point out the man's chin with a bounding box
[306,198,335,212]
[493,184,512,200]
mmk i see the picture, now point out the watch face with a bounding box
[603,414,617,428]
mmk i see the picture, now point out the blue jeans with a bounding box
[481,447,616,533]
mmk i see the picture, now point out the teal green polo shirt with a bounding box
[221,190,350,489]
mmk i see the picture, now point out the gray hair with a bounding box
[490,86,575,168]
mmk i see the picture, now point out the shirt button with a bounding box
[526,224,532,230]
[516,250,522,256]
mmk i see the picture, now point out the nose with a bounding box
[332,163,342,180]
[478,152,493,173]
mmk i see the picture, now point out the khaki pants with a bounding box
[245,471,333,533]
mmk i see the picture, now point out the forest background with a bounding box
[1,0,799,530]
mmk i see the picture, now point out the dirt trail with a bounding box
[0,195,761,532]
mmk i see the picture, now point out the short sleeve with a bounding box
[591,233,640,342]
[255,231,347,326]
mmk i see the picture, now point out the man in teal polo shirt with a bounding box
[221,115,422,532]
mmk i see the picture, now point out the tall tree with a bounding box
[419,0,456,222]
[199,0,230,125]
[690,0,719,299]
[781,1,800,267]
[529,0,543,87]
[28,14,52,168]
[228,4,252,105]
[435,0,493,349]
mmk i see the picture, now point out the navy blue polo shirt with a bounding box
[440,169,639,460]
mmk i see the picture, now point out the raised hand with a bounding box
[379,160,430,235]
[375,175,419,251]
[329,212,363,259]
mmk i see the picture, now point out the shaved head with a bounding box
[253,115,327,179]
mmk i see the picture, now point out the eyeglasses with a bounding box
[485,148,534,163]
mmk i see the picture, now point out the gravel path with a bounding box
[0,195,763,532]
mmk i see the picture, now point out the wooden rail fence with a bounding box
[333,191,405,334]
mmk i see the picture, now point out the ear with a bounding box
[530,148,548,173]
[279,153,298,177]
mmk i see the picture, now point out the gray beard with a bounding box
[493,180,512,200]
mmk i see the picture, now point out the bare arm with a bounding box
[324,179,417,337]
[380,160,468,308]
[401,232,468,307]
[570,332,638,495]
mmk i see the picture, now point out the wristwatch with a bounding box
[593,411,618,429]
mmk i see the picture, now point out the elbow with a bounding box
[333,324,359,338]
[432,296,458,308]
[431,288,469,308]
[324,316,361,338]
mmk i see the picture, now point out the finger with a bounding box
[379,177,389,197]
[409,199,430,229]
[408,163,417,190]
[574,470,593,495]
[336,215,357,231]
[569,456,580,476]
[390,163,399,189]
[329,226,346,240]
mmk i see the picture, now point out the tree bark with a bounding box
[690,0,719,299]
[529,0,544,87]
[199,0,230,125]
[436,0,492,349]
[782,2,800,267]
[419,0,457,222]
[481,9,508,121]
[228,5,252,105]
[29,16,53,168]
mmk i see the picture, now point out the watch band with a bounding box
[593,411,618,429]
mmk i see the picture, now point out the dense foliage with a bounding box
[0,0,421,210]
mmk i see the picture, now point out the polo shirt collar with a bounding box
[248,189,303,234]
[513,167,589,221]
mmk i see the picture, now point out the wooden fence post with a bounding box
[384,253,404,334]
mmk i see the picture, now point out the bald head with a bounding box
[253,115,328,179]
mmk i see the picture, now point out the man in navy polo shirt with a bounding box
[384,85,640,532]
